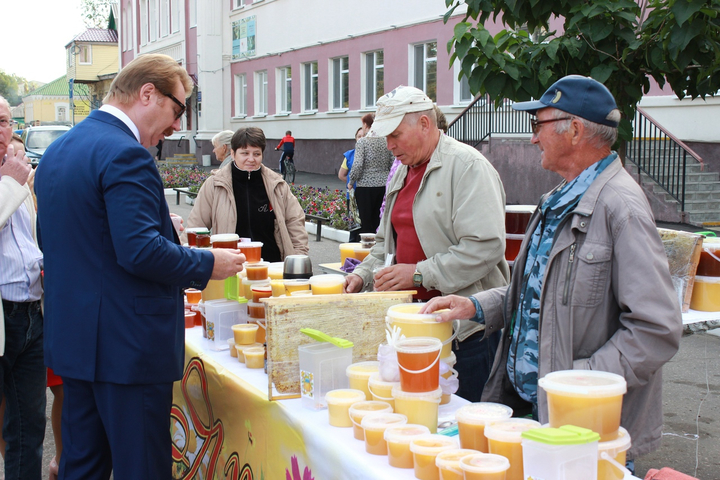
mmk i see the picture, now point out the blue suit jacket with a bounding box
[36,110,214,384]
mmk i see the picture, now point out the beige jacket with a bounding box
[353,134,510,341]
[477,158,682,457]
[0,176,41,356]
[187,164,309,258]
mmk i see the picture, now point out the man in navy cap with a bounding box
[421,75,681,464]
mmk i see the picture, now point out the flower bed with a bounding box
[157,165,209,193]
[290,185,354,231]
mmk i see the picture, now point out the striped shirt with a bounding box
[0,200,43,302]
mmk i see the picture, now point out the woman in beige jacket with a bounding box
[187,127,308,261]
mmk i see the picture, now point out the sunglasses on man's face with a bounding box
[164,93,186,120]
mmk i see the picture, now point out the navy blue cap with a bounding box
[512,75,619,127]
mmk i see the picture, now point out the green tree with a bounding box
[80,0,112,29]
[0,71,21,106]
[446,0,720,140]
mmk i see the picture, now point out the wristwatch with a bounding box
[412,267,423,288]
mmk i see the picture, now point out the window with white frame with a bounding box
[161,0,169,37]
[331,56,349,110]
[234,0,245,8]
[171,0,179,33]
[459,75,472,104]
[412,41,437,101]
[140,0,148,45]
[78,45,92,64]
[67,48,72,68]
[278,67,292,113]
[149,0,158,41]
[234,74,247,117]
[189,0,197,28]
[364,50,384,108]
[303,61,318,112]
[255,70,268,115]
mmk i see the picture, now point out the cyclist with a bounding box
[275,130,295,175]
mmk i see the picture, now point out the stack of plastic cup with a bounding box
[483,418,542,480]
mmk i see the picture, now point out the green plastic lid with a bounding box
[521,425,600,445]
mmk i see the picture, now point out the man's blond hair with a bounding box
[103,54,193,106]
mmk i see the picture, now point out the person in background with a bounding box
[338,127,364,242]
[421,76,682,467]
[212,130,234,169]
[36,54,246,479]
[275,130,295,175]
[0,95,46,480]
[189,127,309,262]
[154,138,163,161]
[379,105,448,220]
[348,113,395,235]
[345,86,509,402]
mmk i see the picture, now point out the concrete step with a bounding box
[664,191,720,202]
[686,210,720,224]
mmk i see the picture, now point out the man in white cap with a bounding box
[421,75,681,467]
[345,85,510,402]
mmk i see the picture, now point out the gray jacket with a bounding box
[353,134,510,341]
[477,158,682,458]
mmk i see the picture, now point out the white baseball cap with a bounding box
[369,85,435,137]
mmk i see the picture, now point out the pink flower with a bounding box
[285,455,314,480]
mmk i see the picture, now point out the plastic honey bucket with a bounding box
[384,424,431,468]
[339,242,361,265]
[459,453,511,480]
[455,402,513,452]
[346,361,380,400]
[386,303,457,359]
[368,372,400,409]
[435,448,481,480]
[395,337,442,392]
[392,386,442,433]
[484,418,542,480]
[408,434,459,480]
[325,389,366,427]
[690,275,720,311]
[697,237,720,276]
[538,370,626,442]
[360,412,408,455]
[597,427,632,480]
[348,400,393,440]
[440,352,457,405]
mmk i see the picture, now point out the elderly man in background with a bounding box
[345,85,509,401]
[0,96,46,479]
[36,54,246,479]
[422,76,681,466]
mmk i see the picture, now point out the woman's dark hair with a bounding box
[231,127,266,152]
[361,113,374,128]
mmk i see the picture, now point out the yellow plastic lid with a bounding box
[361,412,408,432]
[384,424,431,444]
[459,453,510,474]
[346,361,380,379]
[409,434,458,455]
[538,370,627,397]
[435,448,481,469]
[325,389,366,405]
[483,418,542,443]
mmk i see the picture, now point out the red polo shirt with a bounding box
[391,161,440,300]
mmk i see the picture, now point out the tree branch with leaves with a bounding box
[446,0,720,141]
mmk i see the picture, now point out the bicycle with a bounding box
[276,149,296,183]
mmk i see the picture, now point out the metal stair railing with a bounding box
[448,95,532,148]
[626,107,704,213]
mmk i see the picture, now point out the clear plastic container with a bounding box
[309,274,345,295]
[298,343,353,410]
[690,275,720,311]
[235,342,262,363]
[597,427,632,480]
[435,448,481,480]
[346,361,380,400]
[384,424,431,468]
[538,370,626,441]
[244,346,265,369]
[455,402,513,452]
[368,372,399,409]
[348,400,393,440]
[386,303,456,358]
[339,242,362,265]
[201,299,248,351]
[232,323,258,345]
[522,425,600,480]
[392,386,442,433]
[484,418,542,480]
[325,389,366,427]
[395,337,443,392]
[459,453,510,480]
[408,434,458,480]
[360,412,407,455]
[245,261,270,281]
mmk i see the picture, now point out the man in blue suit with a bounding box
[35,54,246,480]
